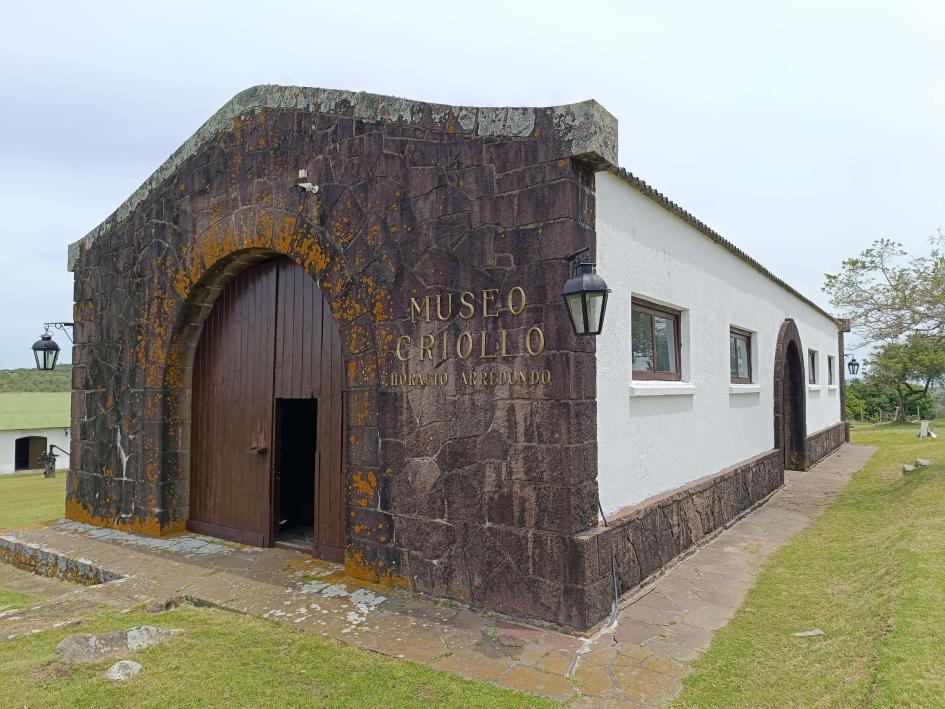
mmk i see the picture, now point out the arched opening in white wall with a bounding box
[14,435,47,471]
[774,319,807,470]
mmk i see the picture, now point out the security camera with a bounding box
[296,169,319,194]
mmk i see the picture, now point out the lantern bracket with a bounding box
[43,322,74,343]
[565,247,592,273]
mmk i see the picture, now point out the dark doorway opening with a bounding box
[782,340,806,470]
[14,436,47,471]
[274,398,317,551]
[774,319,808,472]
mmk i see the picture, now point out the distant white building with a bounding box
[0,392,70,473]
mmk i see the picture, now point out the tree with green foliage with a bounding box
[845,377,935,421]
[824,231,945,345]
[862,336,945,421]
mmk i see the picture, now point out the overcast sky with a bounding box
[1,1,942,368]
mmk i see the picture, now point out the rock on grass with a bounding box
[57,625,181,663]
[106,660,141,681]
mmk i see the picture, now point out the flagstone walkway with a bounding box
[1,444,874,706]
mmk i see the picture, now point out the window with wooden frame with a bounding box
[729,328,752,383]
[808,349,818,384]
[827,355,835,385]
[631,298,681,380]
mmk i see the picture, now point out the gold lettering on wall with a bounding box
[409,297,429,322]
[396,335,411,361]
[508,286,527,316]
[457,332,473,359]
[391,286,551,389]
[434,294,453,321]
[459,291,475,319]
[525,325,545,356]
[481,289,499,318]
[419,334,435,360]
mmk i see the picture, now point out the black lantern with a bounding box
[32,332,61,371]
[847,356,859,376]
[562,248,611,336]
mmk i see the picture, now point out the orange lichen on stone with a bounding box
[372,287,393,322]
[329,289,368,325]
[347,390,374,426]
[65,499,185,538]
[343,548,410,589]
[297,226,331,274]
[344,324,371,356]
[351,470,377,507]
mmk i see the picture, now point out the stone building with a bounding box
[65,85,846,630]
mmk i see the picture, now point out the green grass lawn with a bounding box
[0,472,551,708]
[1,605,553,708]
[675,422,945,708]
[0,470,66,529]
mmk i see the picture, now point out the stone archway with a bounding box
[155,208,384,553]
[773,319,807,470]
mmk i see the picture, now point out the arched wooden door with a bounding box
[189,257,345,559]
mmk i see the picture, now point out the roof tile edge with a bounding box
[66,84,618,271]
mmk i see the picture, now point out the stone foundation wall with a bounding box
[805,422,846,468]
[565,448,785,628]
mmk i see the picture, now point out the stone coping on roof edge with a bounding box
[607,166,841,325]
[66,84,619,270]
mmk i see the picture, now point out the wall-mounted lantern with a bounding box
[31,322,73,371]
[562,248,611,336]
[32,332,61,371]
[844,353,860,376]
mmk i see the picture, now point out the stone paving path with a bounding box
[0,444,874,706]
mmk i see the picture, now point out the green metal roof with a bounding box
[0,392,71,431]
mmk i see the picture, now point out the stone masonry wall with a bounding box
[66,85,619,629]
[571,448,785,625]
[805,422,846,469]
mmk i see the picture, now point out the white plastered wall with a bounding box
[0,428,70,473]
[595,171,841,515]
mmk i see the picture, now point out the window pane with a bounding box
[567,293,586,334]
[654,315,677,372]
[730,335,738,377]
[631,310,653,371]
[585,292,604,333]
[736,336,749,378]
